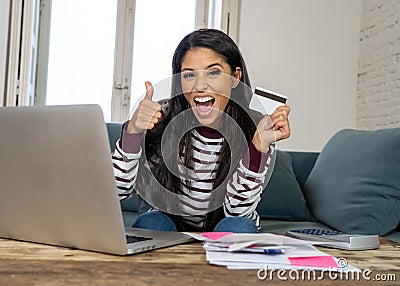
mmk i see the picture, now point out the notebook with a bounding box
[0,104,193,255]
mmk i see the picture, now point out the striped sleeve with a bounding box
[111,139,142,200]
[223,143,275,229]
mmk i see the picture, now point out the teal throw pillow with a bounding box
[303,128,400,235]
[257,150,316,221]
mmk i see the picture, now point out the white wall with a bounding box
[238,0,362,151]
[0,0,10,106]
[357,0,400,129]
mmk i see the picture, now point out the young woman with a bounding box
[112,29,290,233]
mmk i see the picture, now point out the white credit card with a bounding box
[249,86,287,115]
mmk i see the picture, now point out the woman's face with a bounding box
[180,47,242,129]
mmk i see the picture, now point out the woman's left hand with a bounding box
[252,105,291,153]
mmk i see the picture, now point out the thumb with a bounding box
[144,81,154,100]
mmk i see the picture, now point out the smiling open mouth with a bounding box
[194,96,215,117]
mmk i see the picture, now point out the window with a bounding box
[7,0,240,122]
[45,0,118,121]
[42,0,198,122]
[129,0,196,110]
[112,0,198,122]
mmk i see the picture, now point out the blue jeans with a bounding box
[132,211,258,233]
[132,210,178,231]
[213,216,258,233]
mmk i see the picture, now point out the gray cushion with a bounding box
[304,128,400,235]
[106,123,151,214]
[106,122,122,152]
[257,150,316,221]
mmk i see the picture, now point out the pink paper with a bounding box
[201,232,233,240]
[288,256,338,268]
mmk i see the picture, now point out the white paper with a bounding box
[185,232,360,272]
[206,244,326,264]
[205,244,360,272]
[204,243,296,253]
[183,232,328,246]
[226,262,360,272]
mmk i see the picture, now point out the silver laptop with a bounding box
[0,104,192,255]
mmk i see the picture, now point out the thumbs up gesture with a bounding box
[127,81,162,134]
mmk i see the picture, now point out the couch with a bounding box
[106,123,400,242]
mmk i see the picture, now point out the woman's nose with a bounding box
[194,72,208,91]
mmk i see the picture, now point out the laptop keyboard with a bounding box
[125,234,153,244]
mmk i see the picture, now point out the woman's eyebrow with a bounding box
[181,68,194,72]
[181,63,224,72]
[207,63,224,69]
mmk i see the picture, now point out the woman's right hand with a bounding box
[127,81,162,134]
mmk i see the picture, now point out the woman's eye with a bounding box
[207,70,221,77]
[182,72,196,80]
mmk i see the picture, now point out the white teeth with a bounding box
[194,96,214,103]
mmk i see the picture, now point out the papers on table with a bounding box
[184,232,360,272]
[185,232,329,246]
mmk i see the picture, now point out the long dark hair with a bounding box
[137,29,260,229]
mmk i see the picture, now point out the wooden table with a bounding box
[0,237,399,285]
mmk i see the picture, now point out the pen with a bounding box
[239,248,286,254]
